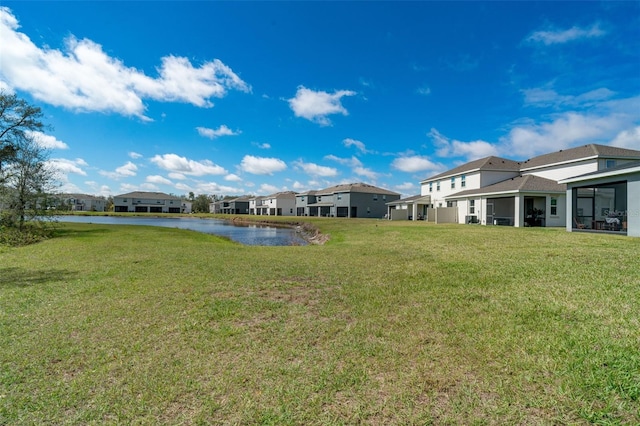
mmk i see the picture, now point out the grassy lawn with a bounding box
[1,218,639,424]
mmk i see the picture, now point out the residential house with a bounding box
[298,183,401,218]
[113,191,183,213]
[386,195,432,220]
[295,190,318,216]
[58,193,106,212]
[248,196,265,215]
[256,191,297,216]
[560,161,640,237]
[219,195,251,214]
[420,144,640,231]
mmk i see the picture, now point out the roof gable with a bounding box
[422,156,521,182]
[520,144,640,170]
[316,182,399,196]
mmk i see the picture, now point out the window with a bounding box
[301,196,305,201]
[337,194,342,200]
[290,208,293,214]
[451,177,455,189]
[550,197,557,216]
[606,159,616,169]
[461,175,466,188]
[469,199,475,214]
[317,196,322,202]
[383,195,386,201]
[429,182,433,192]
[373,194,378,201]
[436,181,441,191]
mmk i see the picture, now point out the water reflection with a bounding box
[54,216,307,246]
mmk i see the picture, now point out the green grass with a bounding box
[1,218,639,424]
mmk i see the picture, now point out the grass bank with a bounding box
[1,219,638,424]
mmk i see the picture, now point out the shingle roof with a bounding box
[115,191,180,200]
[385,194,431,205]
[265,191,298,198]
[520,144,640,170]
[422,156,521,182]
[316,182,400,196]
[62,193,104,201]
[446,175,566,198]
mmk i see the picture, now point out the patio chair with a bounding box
[573,218,586,229]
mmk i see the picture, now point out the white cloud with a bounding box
[522,86,615,108]
[610,126,640,149]
[292,181,307,190]
[47,157,88,176]
[259,183,280,194]
[28,131,69,149]
[429,128,498,161]
[224,173,242,182]
[526,23,605,45]
[146,175,172,185]
[395,182,415,191]
[353,166,380,180]
[151,153,227,176]
[252,142,271,149]
[168,172,187,180]
[391,155,441,173]
[196,124,240,139]
[129,151,143,159]
[417,86,431,96]
[239,155,287,175]
[501,112,627,158]
[288,86,356,126]
[99,161,138,179]
[193,181,242,194]
[343,138,372,154]
[0,8,250,119]
[293,160,338,177]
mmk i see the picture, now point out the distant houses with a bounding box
[64,144,638,238]
[55,193,107,212]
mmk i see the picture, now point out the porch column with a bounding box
[412,202,418,221]
[514,195,523,227]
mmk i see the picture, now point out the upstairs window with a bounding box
[461,175,466,188]
[373,194,378,201]
[429,182,433,192]
[606,159,616,169]
[436,181,441,191]
[451,177,455,189]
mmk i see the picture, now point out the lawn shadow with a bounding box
[0,266,76,289]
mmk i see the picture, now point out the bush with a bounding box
[0,223,54,246]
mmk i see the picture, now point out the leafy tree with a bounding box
[0,91,44,182]
[192,194,213,213]
[0,134,57,230]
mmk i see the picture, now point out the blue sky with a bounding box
[1,2,638,198]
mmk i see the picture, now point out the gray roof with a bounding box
[316,182,400,196]
[296,190,318,196]
[61,193,104,201]
[386,194,431,206]
[446,174,566,198]
[422,156,521,182]
[264,191,298,199]
[520,144,640,170]
[115,191,181,200]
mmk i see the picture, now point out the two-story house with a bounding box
[113,191,182,213]
[256,191,297,216]
[298,183,401,218]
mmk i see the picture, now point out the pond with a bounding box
[54,216,308,246]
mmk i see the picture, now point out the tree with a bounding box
[192,194,214,213]
[0,134,57,230]
[0,91,44,181]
